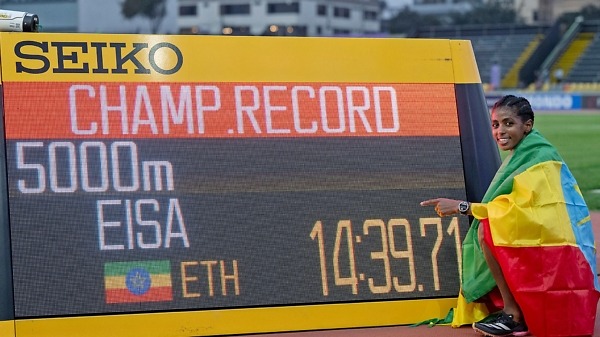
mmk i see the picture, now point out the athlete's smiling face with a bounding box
[491,107,533,151]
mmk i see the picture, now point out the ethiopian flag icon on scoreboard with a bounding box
[104,260,173,304]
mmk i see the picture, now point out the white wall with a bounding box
[179,0,380,36]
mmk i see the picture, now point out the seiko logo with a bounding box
[14,41,183,75]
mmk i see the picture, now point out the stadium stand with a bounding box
[470,33,542,88]
[565,30,600,83]
[501,34,543,88]
[411,25,547,91]
[530,18,600,91]
[550,32,595,83]
[412,18,600,92]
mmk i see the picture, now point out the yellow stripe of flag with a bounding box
[485,161,577,247]
[105,274,172,289]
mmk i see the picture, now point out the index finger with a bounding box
[420,198,440,206]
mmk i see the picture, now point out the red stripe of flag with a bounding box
[482,219,599,337]
[105,286,173,304]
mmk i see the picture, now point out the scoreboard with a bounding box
[0,33,500,337]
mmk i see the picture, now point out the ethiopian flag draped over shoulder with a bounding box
[458,129,599,336]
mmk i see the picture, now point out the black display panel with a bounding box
[7,136,468,317]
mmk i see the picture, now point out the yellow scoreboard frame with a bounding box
[0,32,500,337]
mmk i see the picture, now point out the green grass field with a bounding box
[530,113,600,211]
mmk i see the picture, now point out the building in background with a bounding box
[0,0,379,36]
[177,0,381,36]
[485,0,599,25]
[386,0,599,26]
[535,0,598,24]
[0,0,596,35]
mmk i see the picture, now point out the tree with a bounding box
[387,6,442,35]
[384,1,520,35]
[121,0,167,34]
[580,4,600,19]
[558,5,600,26]
[450,2,520,25]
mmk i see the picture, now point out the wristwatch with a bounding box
[458,201,470,215]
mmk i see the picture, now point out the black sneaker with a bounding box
[472,312,529,337]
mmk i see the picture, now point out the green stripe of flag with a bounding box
[104,260,171,276]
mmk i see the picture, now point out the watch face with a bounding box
[459,202,469,213]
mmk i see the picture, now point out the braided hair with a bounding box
[492,95,535,125]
